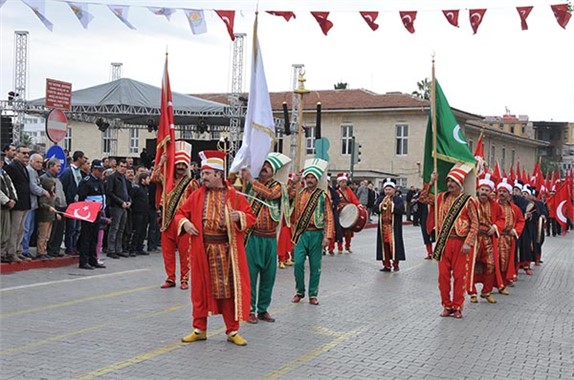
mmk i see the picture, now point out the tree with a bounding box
[412,78,430,100]
[20,131,33,147]
[334,82,348,90]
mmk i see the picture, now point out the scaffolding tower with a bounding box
[110,62,123,81]
[228,33,246,153]
[12,31,29,143]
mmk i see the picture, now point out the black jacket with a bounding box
[4,159,31,210]
[106,171,131,207]
[130,183,150,213]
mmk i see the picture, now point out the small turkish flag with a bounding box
[215,10,236,41]
[266,11,296,22]
[442,9,460,27]
[469,9,487,34]
[311,12,333,35]
[552,182,573,233]
[399,11,417,34]
[360,11,379,31]
[63,201,102,223]
[516,6,533,30]
[551,4,572,29]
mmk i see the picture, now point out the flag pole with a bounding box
[295,73,310,172]
[431,56,438,233]
[160,52,169,230]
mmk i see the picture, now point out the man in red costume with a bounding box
[331,172,362,254]
[423,163,479,319]
[176,150,255,346]
[495,178,525,294]
[151,141,199,290]
[469,173,504,304]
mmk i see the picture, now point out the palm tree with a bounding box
[412,78,430,100]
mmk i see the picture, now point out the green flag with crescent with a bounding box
[423,80,476,192]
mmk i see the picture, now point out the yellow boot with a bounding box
[279,262,286,269]
[481,294,497,304]
[498,288,510,295]
[181,329,207,343]
[227,331,247,346]
[285,259,293,267]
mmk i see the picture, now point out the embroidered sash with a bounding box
[162,175,192,231]
[433,193,471,261]
[244,180,279,244]
[291,188,323,245]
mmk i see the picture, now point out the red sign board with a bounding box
[45,79,72,110]
[46,108,68,143]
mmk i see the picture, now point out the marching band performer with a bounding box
[374,178,406,272]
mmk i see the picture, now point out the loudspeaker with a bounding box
[1,117,14,145]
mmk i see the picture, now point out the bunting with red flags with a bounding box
[442,9,460,27]
[516,6,533,30]
[266,11,296,22]
[551,3,572,29]
[215,10,236,40]
[311,11,333,35]
[469,9,487,34]
[400,11,417,33]
[360,11,379,31]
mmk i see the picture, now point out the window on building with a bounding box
[274,130,284,153]
[64,127,72,151]
[499,123,504,131]
[511,149,516,167]
[305,126,316,155]
[521,125,525,135]
[490,145,496,165]
[395,124,408,155]
[510,125,515,134]
[129,128,139,154]
[469,139,474,153]
[102,129,112,154]
[341,125,353,155]
[501,147,506,170]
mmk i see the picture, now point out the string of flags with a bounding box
[5,0,572,37]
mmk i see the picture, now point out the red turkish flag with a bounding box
[516,6,533,30]
[469,9,487,34]
[360,11,379,31]
[64,201,102,223]
[492,161,501,183]
[442,9,460,27]
[311,12,333,35]
[266,11,296,22]
[215,10,236,40]
[474,132,485,173]
[551,4,572,29]
[154,55,176,208]
[509,164,515,182]
[553,182,573,232]
[399,11,417,33]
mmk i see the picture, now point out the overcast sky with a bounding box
[1,0,573,121]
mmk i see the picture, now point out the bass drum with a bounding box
[338,204,368,233]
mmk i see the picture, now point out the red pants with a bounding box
[328,229,353,251]
[382,242,399,269]
[161,221,190,283]
[438,239,470,311]
[277,224,293,262]
[471,238,495,295]
[193,298,239,335]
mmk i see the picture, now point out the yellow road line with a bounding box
[0,303,187,356]
[264,326,366,380]
[73,327,226,380]
[0,286,155,319]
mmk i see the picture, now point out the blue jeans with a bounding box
[22,209,35,254]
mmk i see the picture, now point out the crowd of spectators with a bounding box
[1,144,160,269]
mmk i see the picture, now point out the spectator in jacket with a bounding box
[36,177,60,260]
[129,172,151,255]
[4,145,32,261]
[59,151,87,255]
[1,152,19,262]
[41,158,67,257]
[22,153,49,258]
[105,159,131,258]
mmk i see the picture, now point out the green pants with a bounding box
[293,230,324,298]
[246,234,278,314]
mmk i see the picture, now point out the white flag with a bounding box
[229,14,275,176]
[21,0,53,31]
[107,4,136,30]
[148,7,176,21]
[66,2,94,29]
[184,9,207,35]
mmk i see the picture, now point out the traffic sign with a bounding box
[45,108,68,143]
[45,145,67,176]
[45,79,72,110]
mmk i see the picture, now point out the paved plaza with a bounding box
[1,224,573,379]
